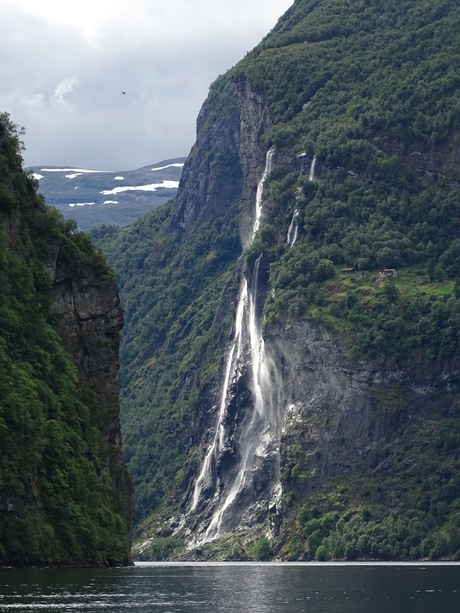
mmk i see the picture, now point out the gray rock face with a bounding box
[172,84,241,231]
[269,321,394,479]
[234,77,272,248]
[401,132,460,182]
[51,259,134,530]
[172,76,270,239]
[266,318,460,517]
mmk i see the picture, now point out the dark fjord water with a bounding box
[1,562,459,612]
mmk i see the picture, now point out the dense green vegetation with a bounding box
[0,113,131,566]
[257,166,460,367]
[243,0,460,147]
[94,0,460,559]
[235,0,460,371]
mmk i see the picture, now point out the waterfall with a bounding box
[188,146,279,544]
[309,155,317,181]
[287,209,299,247]
[253,146,275,237]
[286,155,315,247]
[189,288,246,514]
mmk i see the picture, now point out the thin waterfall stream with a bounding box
[309,155,317,181]
[287,209,299,247]
[286,154,315,247]
[188,146,279,545]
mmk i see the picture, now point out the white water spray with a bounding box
[253,147,275,237]
[189,147,279,543]
[287,209,299,247]
[309,155,317,181]
[189,289,246,513]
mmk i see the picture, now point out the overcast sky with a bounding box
[0,0,294,170]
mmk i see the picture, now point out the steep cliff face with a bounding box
[270,319,460,482]
[50,258,134,532]
[172,80,242,231]
[233,77,272,248]
[172,76,271,247]
[0,113,132,565]
[400,132,460,182]
[271,320,393,481]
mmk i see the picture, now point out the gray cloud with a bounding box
[0,0,293,170]
[51,77,81,106]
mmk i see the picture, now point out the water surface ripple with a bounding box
[1,562,459,612]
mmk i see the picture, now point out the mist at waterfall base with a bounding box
[1,563,459,612]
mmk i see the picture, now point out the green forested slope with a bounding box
[95,0,460,560]
[0,113,131,566]
[239,0,460,364]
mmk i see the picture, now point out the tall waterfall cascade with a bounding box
[187,146,283,546]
